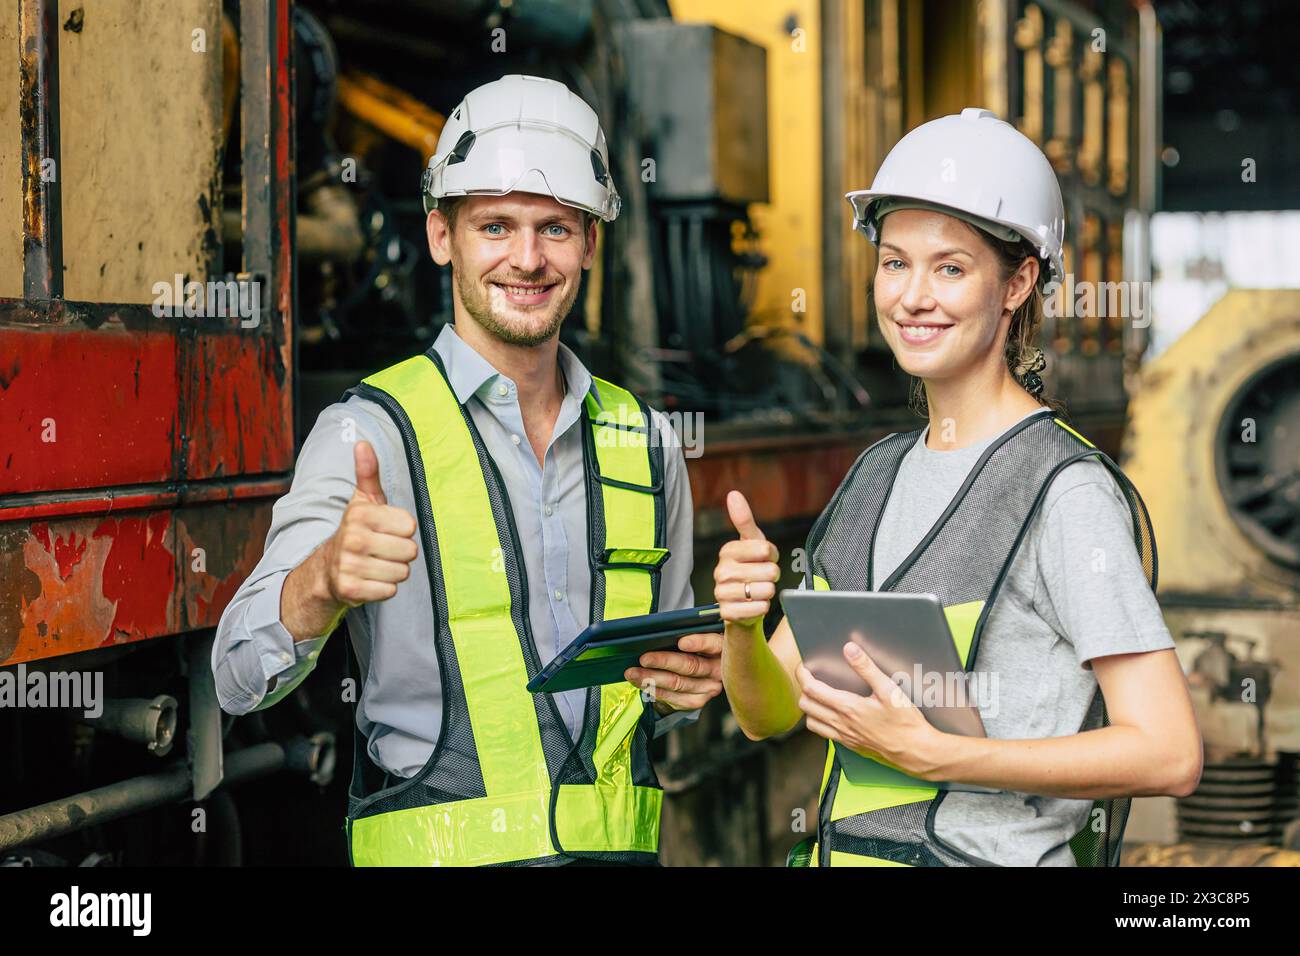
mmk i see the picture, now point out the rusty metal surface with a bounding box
[0,500,275,667]
[240,0,295,452]
[58,0,223,303]
[0,299,292,497]
[0,0,297,665]
[686,429,885,539]
[18,0,62,299]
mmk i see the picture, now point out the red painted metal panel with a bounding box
[0,323,180,493]
[0,500,275,666]
[0,300,294,494]
[184,332,293,478]
[685,431,887,539]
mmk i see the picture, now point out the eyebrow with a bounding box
[468,210,581,228]
[879,242,974,259]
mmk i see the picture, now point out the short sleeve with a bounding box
[1032,466,1175,668]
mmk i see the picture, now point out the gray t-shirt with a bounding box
[829,410,1174,865]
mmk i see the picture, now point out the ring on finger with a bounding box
[744,582,752,600]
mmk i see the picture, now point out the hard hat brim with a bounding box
[424,120,620,222]
[845,188,1065,284]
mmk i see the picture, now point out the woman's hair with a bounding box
[906,223,1064,417]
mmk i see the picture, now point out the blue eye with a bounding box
[940,264,963,277]
[483,223,505,236]
[883,258,905,270]
[543,224,569,237]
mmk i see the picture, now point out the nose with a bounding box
[898,267,936,315]
[508,228,545,275]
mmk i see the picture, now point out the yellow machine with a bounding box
[1122,290,1300,855]
[670,0,1160,424]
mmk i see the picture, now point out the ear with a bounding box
[426,209,453,266]
[1003,256,1039,314]
[581,216,599,270]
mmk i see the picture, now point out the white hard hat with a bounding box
[422,74,620,222]
[846,108,1065,284]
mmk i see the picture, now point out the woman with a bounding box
[712,109,1202,867]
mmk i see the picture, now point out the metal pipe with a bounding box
[284,732,337,787]
[0,742,289,853]
[223,184,365,264]
[81,695,178,756]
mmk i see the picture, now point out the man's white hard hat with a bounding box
[422,74,620,222]
[845,108,1065,284]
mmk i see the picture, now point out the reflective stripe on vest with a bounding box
[344,352,664,865]
[802,411,1157,868]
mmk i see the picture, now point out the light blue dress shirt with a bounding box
[212,324,699,778]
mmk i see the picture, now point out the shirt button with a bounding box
[496,383,508,396]
[511,434,521,445]
[544,504,553,516]
[554,589,564,602]
[278,651,291,665]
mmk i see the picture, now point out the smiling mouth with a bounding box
[492,281,558,304]
[895,320,952,343]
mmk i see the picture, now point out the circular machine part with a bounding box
[1215,353,1300,570]
[1177,753,1300,845]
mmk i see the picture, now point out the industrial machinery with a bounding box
[1121,290,1300,855]
[0,0,332,865]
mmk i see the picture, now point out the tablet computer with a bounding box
[526,604,724,694]
[780,589,996,794]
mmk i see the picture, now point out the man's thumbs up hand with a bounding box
[352,440,388,505]
[714,491,781,628]
[319,440,419,607]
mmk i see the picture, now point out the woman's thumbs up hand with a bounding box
[714,490,781,628]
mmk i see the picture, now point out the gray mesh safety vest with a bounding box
[341,349,669,866]
[801,409,1157,867]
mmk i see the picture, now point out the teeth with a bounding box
[499,284,549,295]
[901,324,946,340]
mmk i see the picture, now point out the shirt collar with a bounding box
[432,323,603,410]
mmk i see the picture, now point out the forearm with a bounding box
[722,620,802,740]
[924,724,1197,799]
[280,545,348,643]
[212,569,329,714]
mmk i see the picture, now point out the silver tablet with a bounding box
[781,589,996,793]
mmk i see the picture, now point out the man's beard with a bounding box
[454,264,582,347]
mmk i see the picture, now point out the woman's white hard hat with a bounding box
[422,74,620,222]
[846,108,1065,284]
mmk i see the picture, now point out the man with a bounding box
[213,74,722,866]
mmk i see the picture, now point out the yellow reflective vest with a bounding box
[342,349,667,866]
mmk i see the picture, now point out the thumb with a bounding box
[353,440,387,505]
[726,490,766,541]
[844,640,909,707]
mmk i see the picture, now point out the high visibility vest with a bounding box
[798,410,1157,867]
[341,349,669,866]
